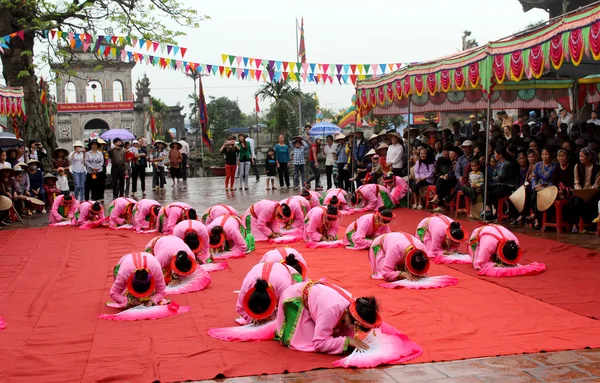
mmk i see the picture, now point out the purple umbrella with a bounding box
[100,129,135,141]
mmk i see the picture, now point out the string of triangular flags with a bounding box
[0,29,25,54]
[220,53,402,76]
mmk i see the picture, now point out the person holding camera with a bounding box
[220,136,239,191]
[108,137,127,200]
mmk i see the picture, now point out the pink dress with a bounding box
[387,176,409,205]
[259,248,308,278]
[415,215,462,258]
[49,195,79,224]
[202,204,238,225]
[355,184,395,211]
[242,200,282,242]
[323,188,349,210]
[157,202,193,234]
[278,197,309,235]
[368,232,427,281]
[275,280,355,354]
[172,219,210,263]
[71,200,102,226]
[304,190,322,208]
[469,225,519,270]
[207,215,250,254]
[108,197,137,229]
[344,213,391,250]
[303,207,340,242]
[110,252,166,308]
[152,236,211,285]
[236,262,297,325]
[133,199,161,232]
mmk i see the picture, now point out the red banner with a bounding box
[413,112,440,124]
[57,101,134,112]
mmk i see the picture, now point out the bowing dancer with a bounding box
[72,200,105,228]
[207,214,255,258]
[469,224,545,277]
[323,189,349,211]
[235,261,299,325]
[110,252,166,308]
[242,200,294,242]
[415,214,469,264]
[49,193,79,225]
[344,207,394,250]
[259,247,308,281]
[277,196,310,236]
[202,204,239,225]
[349,184,395,213]
[156,202,197,234]
[300,189,321,209]
[303,204,343,248]
[383,173,409,206]
[132,199,161,233]
[172,219,210,263]
[108,197,137,229]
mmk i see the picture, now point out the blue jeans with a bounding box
[293,164,305,188]
[73,171,86,201]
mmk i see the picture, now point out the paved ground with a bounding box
[4,176,600,383]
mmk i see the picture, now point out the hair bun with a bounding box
[176,250,188,260]
[330,196,339,204]
[285,254,299,266]
[450,222,461,229]
[357,296,378,309]
[254,279,269,292]
[135,269,149,280]
[326,204,338,215]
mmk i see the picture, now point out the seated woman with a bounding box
[110,252,166,308]
[72,200,105,227]
[415,214,468,262]
[383,173,408,207]
[344,207,393,250]
[242,200,293,242]
[132,199,161,232]
[526,148,556,230]
[300,189,321,209]
[566,148,600,233]
[303,204,342,247]
[409,147,436,209]
[368,232,430,281]
[202,204,239,225]
[108,197,137,229]
[156,202,196,234]
[235,262,298,325]
[486,147,516,219]
[468,224,545,276]
[323,189,349,211]
[207,214,255,257]
[152,237,211,293]
[172,219,210,263]
[429,145,456,211]
[349,183,395,212]
[260,247,308,281]
[49,193,79,224]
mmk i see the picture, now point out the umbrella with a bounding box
[308,122,341,137]
[100,129,136,141]
[0,132,24,148]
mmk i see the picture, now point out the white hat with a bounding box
[133,140,139,144]
[365,149,376,157]
[73,141,84,148]
[460,140,474,147]
[367,133,378,141]
[334,133,346,141]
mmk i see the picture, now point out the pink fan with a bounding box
[213,251,245,260]
[200,262,228,273]
[165,269,211,295]
[333,328,423,368]
[136,229,157,234]
[50,221,72,227]
[0,317,6,330]
[79,219,107,230]
[478,262,546,277]
[306,240,345,249]
[433,253,472,265]
[208,320,276,342]
[98,302,189,321]
[379,275,459,290]
[113,224,133,230]
[268,234,302,244]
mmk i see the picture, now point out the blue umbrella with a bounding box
[308,122,341,137]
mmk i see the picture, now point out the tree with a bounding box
[299,92,318,125]
[0,0,205,149]
[206,96,244,144]
[461,30,478,51]
[151,97,169,141]
[255,79,301,134]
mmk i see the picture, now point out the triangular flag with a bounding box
[160,43,166,54]
[289,71,297,81]
[250,58,255,67]
[350,64,357,74]
[282,72,289,81]
[357,64,364,74]
[322,64,329,73]
[206,64,212,73]
[50,30,56,39]
[243,57,249,67]
[243,69,249,79]
[388,64,394,71]
[211,66,218,75]
[236,56,242,66]
[70,37,76,49]
[146,40,153,50]
[302,72,308,82]
[57,31,63,39]
[250,69,255,79]
[118,36,124,45]
[255,58,262,68]
[267,60,275,70]
[173,46,180,56]
[309,63,316,73]
[180,47,187,58]
[371,65,378,75]
[167,44,173,55]
[219,66,225,76]
[221,54,227,64]
[358,74,365,80]
[256,70,262,81]
[396,63,402,69]
[343,64,350,74]
[43,30,49,39]
[104,45,111,57]
[83,41,90,52]
[131,37,137,47]
[228,55,235,65]
[127,51,133,61]
[302,62,309,72]
[336,64,342,74]
[342,74,349,84]
[308,73,315,83]
[283,62,289,71]
[111,36,118,44]
[289,62,296,72]
[17,30,25,40]
[379,64,386,74]
[139,38,146,49]
[268,70,275,81]
[364,64,370,74]
[350,75,358,84]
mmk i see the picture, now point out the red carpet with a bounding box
[1,220,600,383]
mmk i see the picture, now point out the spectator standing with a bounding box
[179,136,189,182]
[168,141,183,187]
[151,141,167,190]
[323,135,337,190]
[291,136,308,190]
[85,140,105,202]
[51,147,70,174]
[274,134,290,189]
[246,134,260,181]
[220,135,239,191]
[306,138,323,191]
[124,141,134,196]
[264,148,277,190]
[108,137,126,200]
[69,141,86,201]
[335,134,349,190]
[131,139,148,197]
[236,133,253,191]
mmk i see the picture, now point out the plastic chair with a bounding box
[424,185,437,210]
[541,199,569,233]
[454,191,471,218]
[496,196,510,223]
[578,218,599,235]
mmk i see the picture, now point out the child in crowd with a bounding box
[56,167,69,194]
[43,173,61,210]
[462,158,484,201]
[265,148,277,190]
[124,141,134,196]
[291,137,308,190]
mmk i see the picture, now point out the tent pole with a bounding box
[351,114,357,192]
[406,97,411,208]
[483,96,491,222]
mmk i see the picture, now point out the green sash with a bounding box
[276,297,304,346]
[57,206,66,217]
[380,191,396,210]
[245,214,252,232]
[346,229,356,248]
[416,227,426,242]
[113,264,120,279]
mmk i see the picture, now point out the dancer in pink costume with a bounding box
[49,194,79,224]
[278,197,309,235]
[349,184,395,212]
[173,219,210,263]
[108,197,137,229]
[110,252,166,308]
[202,204,238,225]
[156,202,196,234]
[242,200,293,242]
[207,214,255,257]
[153,237,211,293]
[368,232,430,281]
[71,200,104,227]
[323,189,349,211]
[235,262,298,325]
[383,173,409,206]
[468,224,546,277]
[344,208,394,250]
[303,205,343,248]
[415,214,469,262]
[300,189,321,209]
[132,199,161,232]
[260,247,308,281]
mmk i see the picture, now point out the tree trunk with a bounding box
[0,5,57,149]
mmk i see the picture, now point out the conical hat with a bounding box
[365,149,376,157]
[572,188,600,203]
[536,186,558,212]
[509,185,527,213]
[27,197,45,206]
[0,195,13,211]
